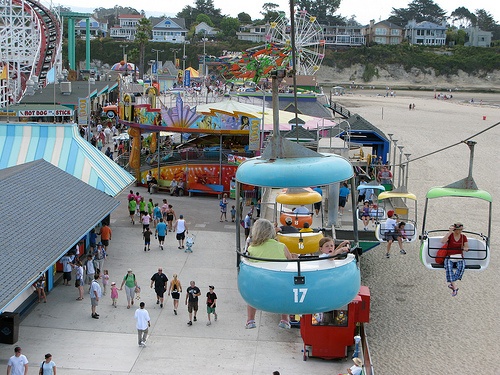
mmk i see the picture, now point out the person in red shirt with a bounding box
[440,222,469,297]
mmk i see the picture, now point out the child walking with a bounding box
[34,276,47,303]
[230,205,236,222]
[206,285,218,326]
[143,227,153,251]
[102,270,110,295]
[110,281,118,307]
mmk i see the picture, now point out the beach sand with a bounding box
[333,90,500,374]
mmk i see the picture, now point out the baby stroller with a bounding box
[185,233,196,253]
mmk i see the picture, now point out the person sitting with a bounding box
[176,180,185,196]
[318,236,350,259]
[360,201,371,231]
[169,179,178,196]
[276,217,299,234]
[384,211,406,258]
[293,205,310,215]
[299,222,314,233]
[440,222,469,297]
[245,219,297,330]
[369,204,383,223]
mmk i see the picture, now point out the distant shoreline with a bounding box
[319,82,500,94]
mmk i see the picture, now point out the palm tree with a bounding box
[135,18,153,79]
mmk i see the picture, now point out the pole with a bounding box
[397,145,404,188]
[404,153,411,190]
[182,42,186,73]
[392,139,398,184]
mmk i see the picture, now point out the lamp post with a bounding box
[202,32,208,78]
[387,133,394,165]
[119,44,129,63]
[152,48,164,83]
[87,73,95,142]
[182,41,187,72]
[170,48,180,68]
[391,139,398,185]
[397,145,404,188]
[404,153,411,189]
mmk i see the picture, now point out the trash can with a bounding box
[0,312,19,344]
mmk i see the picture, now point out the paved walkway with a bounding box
[1,186,353,374]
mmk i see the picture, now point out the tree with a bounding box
[220,17,240,38]
[260,3,281,23]
[196,13,214,27]
[294,0,341,25]
[446,28,467,45]
[238,12,252,24]
[177,6,196,29]
[475,9,500,40]
[389,0,447,25]
[194,0,223,24]
[449,6,476,28]
[134,17,152,79]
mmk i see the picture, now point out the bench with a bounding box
[423,236,488,271]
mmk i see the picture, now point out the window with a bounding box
[375,28,387,35]
[391,29,400,36]
[390,37,399,44]
[375,36,386,44]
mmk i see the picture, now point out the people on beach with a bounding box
[120,269,138,309]
[206,285,218,326]
[134,302,150,347]
[168,274,182,315]
[318,237,350,258]
[185,280,201,326]
[150,268,168,308]
[246,219,296,330]
[441,223,469,297]
[40,353,56,375]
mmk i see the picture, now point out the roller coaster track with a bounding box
[1,0,62,102]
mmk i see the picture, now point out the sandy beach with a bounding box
[332,90,500,374]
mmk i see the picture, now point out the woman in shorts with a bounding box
[168,274,182,315]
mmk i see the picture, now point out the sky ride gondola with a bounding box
[420,141,492,271]
[375,191,418,243]
[235,70,361,314]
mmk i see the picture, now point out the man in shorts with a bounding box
[90,274,102,319]
[185,280,201,326]
[99,223,112,252]
[174,214,188,249]
[59,252,74,286]
[150,268,168,308]
[155,218,167,250]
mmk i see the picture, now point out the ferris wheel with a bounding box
[266,10,325,76]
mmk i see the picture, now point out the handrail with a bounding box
[360,323,375,375]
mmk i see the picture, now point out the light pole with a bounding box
[397,145,404,188]
[170,48,180,67]
[404,153,411,189]
[182,41,187,72]
[391,139,398,187]
[152,48,164,83]
[87,73,95,142]
[387,133,394,165]
[120,44,129,76]
[202,33,208,78]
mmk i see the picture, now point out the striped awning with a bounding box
[0,122,135,196]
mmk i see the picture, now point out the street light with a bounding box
[201,32,208,78]
[87,73,95,142]
[391,139,398,186]
[404,153,411,189]
[397,145,404,188]
[170,48,180,67]
[182,41,187,72]
[119,44,129,61]
[152,48,164,83]
[387,133,394,165]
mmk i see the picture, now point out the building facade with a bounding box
[465,26,492,47]
[405,20,447,46]
[364,20,404,45]
[323,25,365,46]
[109,14,144,41]
[152,17,188,43]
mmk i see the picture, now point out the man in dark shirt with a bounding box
[150,268,168,308]
[277,217,299,234]
[185,280,201,326]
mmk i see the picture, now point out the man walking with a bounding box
[185,280,201,326]
[7,347,28,375]
[98,223,112,252]
[134,302,150,347]
[155,218,167,250]
[90,274,102,319]
[174,214,188,249]
[150,268,168,308]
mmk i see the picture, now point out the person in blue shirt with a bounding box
[312,186,323,217]
[155,218,167,250]
[338,182,350,216]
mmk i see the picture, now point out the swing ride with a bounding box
[420,141,491,271]
[375,191,418,243]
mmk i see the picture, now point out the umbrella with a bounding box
[113,133,129,140]
[111,62,137,72]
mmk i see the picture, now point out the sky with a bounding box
[59,0,499,25]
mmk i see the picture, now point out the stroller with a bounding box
[185,233,196,253]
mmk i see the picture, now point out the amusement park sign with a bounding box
[17,109,73,117]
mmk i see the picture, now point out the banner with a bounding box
[248,119,260,150]
[78,98,88,125]
[184,69,190,87]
